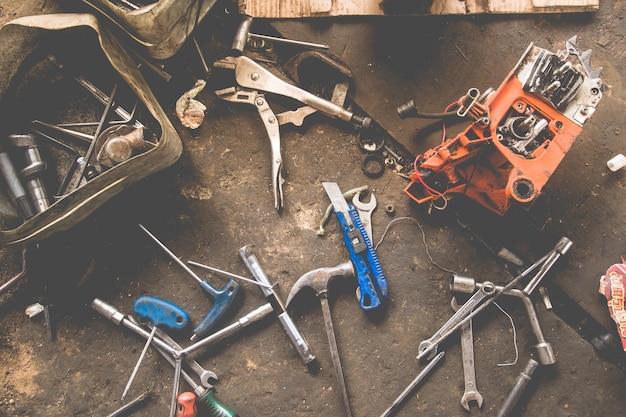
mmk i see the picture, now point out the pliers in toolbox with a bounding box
[213,55,371,210]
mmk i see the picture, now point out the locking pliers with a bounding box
[213,55,370,210]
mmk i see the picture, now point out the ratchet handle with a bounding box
[336,209,385,310]
[198,389,239,417]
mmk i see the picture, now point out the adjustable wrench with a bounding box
[451,297,483,411]
[418,282,496,360]
[352,191,376,242]
[565,36,602,79]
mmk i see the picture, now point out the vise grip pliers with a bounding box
[214,55,371,210]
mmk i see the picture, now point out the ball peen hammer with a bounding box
[286,261,356,417]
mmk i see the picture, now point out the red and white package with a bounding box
[599,258,626,352]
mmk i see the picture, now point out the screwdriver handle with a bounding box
[198,389,239,417]
[176,392,198,417]
[192,280,240,339]
[134,296,190,330]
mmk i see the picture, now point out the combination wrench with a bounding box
[418,282,496,360]
[352,191,377,241]
[451,297,484,410]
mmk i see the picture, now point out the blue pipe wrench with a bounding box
[322,182,388,310]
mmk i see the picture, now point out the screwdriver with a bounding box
[121,296,189,400]
[139,224,240,340]
[155,346,239,417]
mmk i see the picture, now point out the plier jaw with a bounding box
[215,87,285,210]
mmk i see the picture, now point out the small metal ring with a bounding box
[357,131,386,154]
[361,154,385,178]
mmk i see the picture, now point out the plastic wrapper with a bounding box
[599,258,626,351]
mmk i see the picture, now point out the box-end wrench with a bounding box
[451,297,484,411]
[418,282,496,360]
[352,191,376,242]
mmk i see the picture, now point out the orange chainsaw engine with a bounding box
[404,40,603,215]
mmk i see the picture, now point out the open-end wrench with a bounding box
[352,191,376,242]
[451,297,484,411]
[418,282,496,360]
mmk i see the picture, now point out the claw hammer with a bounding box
[286,261,356,417]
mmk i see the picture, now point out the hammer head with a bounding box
[286,261,355,307]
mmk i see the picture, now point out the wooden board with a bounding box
[239,0,599,18]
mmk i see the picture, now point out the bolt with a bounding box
[8,134,50,214]
[251,72,260,81]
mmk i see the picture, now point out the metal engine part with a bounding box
[404,40,603,215]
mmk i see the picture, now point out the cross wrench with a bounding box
[141,319,217,388]
[451,297,484,411]
[352,191,376,242]
[417,237,571,362]
[418,282,496,360]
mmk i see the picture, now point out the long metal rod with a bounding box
[187,260,272,288]
[248,33,329,50]
[379,351,445,417]
[138,224,203,285]
[105,391,150,417]
[71,84,118,191]
[121,326,156,400]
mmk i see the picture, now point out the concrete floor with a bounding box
[0,1,625,417]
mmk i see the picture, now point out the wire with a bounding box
[375,216,458,274]
[494,302,519,367]
[375,216,521,362]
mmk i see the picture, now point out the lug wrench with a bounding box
[417,237,571,361]
[452,277,557,365]
[93,299,239,417]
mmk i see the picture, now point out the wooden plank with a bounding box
[239,0,599,18]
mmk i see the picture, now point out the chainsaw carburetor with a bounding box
[404,40,603,215]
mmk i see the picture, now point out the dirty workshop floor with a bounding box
[1,1,626,417]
